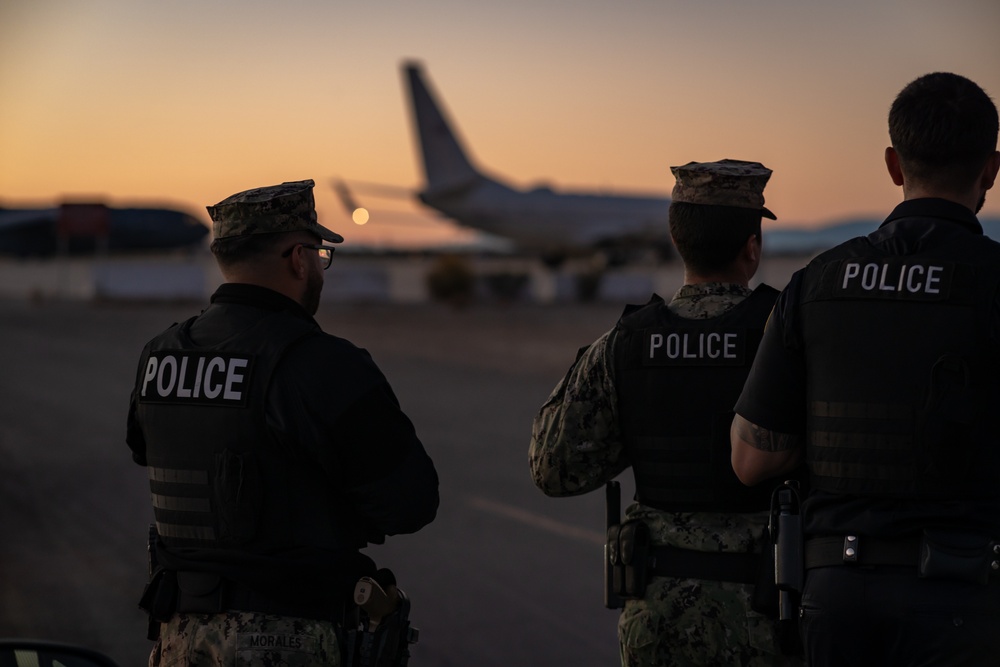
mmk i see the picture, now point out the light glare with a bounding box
[352,208,370,225]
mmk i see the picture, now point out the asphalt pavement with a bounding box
[0,298,633,666]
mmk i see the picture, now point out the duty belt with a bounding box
[650,545,760,584]
[174,571,342,622]
[805,535,919,569]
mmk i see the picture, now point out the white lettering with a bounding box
[649,333,663,358]
[666,333,680,358]
[706,332,720,358]
[224,358,248,400]
[842,262,860,289]
[156,356,178,397]
[724,333,737,358]
[842,262,946,295]
[176,356,192,398]
[142,357,158,397]
[192,356,205,398]
[202,357,226,399]
[926,265,943,294]
[878,264,896,291]
[861,264,879,290]
[905,264,924,292]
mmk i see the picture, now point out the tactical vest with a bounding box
[135,311,343,552]
[614,285,779,512]
[796,221,1000,499]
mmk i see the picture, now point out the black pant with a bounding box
[800,566,1000,667]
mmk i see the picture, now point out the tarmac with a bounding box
[0,255,810,665]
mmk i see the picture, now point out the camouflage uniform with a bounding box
[530,283,802,667]
[149,612,341,667]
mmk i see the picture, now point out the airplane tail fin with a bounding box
[403,62,481,193]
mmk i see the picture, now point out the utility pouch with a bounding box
[918,529,995,585]
[175,571,226,613]
[608,520,652,601]
[138,568,177,640]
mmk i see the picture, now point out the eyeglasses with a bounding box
[281,243,335,269]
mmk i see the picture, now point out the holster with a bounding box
[343,572,418,667]
[750,526,778,618]
[607,519,653,602]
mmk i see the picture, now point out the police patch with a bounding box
[836,259,954,301]
[139,351,254,406]
[642,328,747,366]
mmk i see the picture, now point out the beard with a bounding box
[302,263,324,315]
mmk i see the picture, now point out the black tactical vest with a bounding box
[135,311,342,552]
[795,219,1000,499]
[614,285,779,512]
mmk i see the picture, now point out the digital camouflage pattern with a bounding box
[207,179,344,243]
[670,159,777,220]
[530,283,802,666]
[149,612,341,667]
[619,576,801,667]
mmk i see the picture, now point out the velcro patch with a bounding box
[139,351,254,406]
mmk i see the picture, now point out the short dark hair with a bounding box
[889,72,998,189]
[669,201,761,275]
[210,231,296,270]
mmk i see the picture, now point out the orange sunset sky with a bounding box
[2,0,999,249]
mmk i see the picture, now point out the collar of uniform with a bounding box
[881,198,983,235]
[210,283,312,320]
[671,282,753,302]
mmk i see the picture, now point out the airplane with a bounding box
[337,61,1000,266]
[0,201,209,257]
[337,61,676,267]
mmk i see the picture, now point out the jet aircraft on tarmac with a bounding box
[338,62,675,267]
[337,61,1000,264]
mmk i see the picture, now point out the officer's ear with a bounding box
[980,151,1000,192]
[743,232,761,264]
[885,147,905,186]
[282,243,310,281]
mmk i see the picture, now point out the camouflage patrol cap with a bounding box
[670,159,777,220]
[207,179,344,242]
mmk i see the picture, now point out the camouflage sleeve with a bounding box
[529,330,629,497]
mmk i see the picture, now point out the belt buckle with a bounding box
[842,535,859,564]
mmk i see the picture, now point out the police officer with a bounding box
[530,160,802,666]
[126,179,439,666]
[731,72,1000,666]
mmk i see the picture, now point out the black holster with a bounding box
[770,481,804,656]
[343,590,417,667]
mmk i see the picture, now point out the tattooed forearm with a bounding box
[733,414,801,452]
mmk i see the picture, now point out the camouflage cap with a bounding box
[207,179,344,242]
[670,159,777,220]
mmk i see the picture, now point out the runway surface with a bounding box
[0,298,639,666]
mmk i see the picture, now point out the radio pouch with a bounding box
[919,529,994,585]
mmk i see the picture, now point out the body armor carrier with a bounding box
[614,285,779,512]
[794,220,1000,498]
[135,311,343,552]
